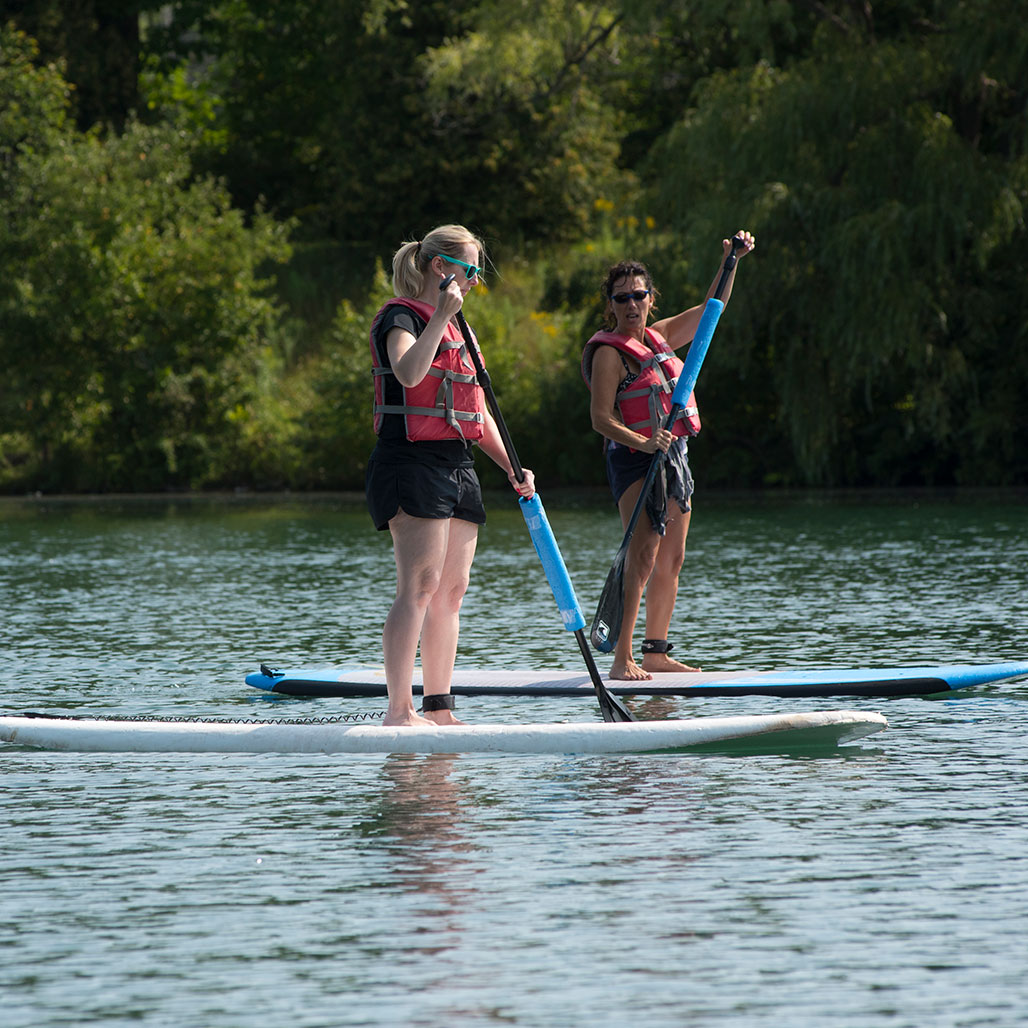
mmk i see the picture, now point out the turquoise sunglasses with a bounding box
[435,254,482,280]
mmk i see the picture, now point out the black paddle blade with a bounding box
[575,630,636,722]
[590,548,626,652]
[597,686,636,722]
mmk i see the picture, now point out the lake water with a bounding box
[2,490,1027,1027]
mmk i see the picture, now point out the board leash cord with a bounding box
[13,711,386,725]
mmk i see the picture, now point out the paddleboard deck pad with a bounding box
[245,661,1028,699]
[0,710,887,755]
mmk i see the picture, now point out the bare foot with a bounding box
[423,709,465,726]
[609,658,653,681]
[641,653,701,674]
[382,711,436,727]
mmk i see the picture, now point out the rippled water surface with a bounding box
[2,491,1027,1027]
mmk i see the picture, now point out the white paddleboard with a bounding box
[0,710,886,754]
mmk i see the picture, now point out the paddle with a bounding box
[442,276,635,722]
[590,237,746,652]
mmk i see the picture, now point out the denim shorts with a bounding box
[605,438,693,508]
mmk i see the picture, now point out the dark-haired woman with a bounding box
[367,223,535,726]
[582,232,755,680]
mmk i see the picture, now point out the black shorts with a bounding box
[365,459,486,531]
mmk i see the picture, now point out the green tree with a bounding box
[7,2,1027,492]
[0,0,163,129]
[141,1,627,251]
[0,27,295,491]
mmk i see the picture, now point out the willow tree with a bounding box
[644,1,1028,485]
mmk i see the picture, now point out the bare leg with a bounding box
[420,518,478,725]
[608,480,659,681]
[640,507,700,673]
[382,510,451,726]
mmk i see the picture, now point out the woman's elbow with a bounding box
[391,363,424,389]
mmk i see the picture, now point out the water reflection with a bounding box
[355,753,484,949]
[358,754,465,847]
[630,696,679,720]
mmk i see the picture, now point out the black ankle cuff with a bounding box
[420,694,456,712]
[641,639,674,654]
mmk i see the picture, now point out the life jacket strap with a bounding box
[373,403,484,425]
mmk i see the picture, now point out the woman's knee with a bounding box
[658,542,687,574]
[629,531,660,570]
[434,571,471,614]
[398,565,444,608]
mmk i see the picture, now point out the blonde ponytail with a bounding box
[390,224,486,297]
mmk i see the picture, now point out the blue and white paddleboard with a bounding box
[0,710,886,755]
[244,661,1028,699]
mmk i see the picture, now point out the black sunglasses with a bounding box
[610,289,651,304]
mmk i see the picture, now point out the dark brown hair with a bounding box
[601,260,659,328]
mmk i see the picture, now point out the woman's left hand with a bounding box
[510,467,535,499]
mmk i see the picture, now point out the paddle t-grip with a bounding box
[668,298,724,410]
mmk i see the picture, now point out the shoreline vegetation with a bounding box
[4,486,1026,509]
[2,5,1025,495]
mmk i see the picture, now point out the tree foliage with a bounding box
[0,26,294,491]
[2,2,1027,492]
[140,0,627,250]
[0,0,160,129]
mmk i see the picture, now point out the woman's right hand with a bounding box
[435,275,464,319]
[643,428,674,454]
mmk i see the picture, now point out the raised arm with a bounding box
[651,230,756,351]
[385,278,466,386]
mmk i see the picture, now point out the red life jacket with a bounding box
[370,298,485,443]
[581,327,701,443]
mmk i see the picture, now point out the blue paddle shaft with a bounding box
[668,297,724,410]
[519,493,587,633]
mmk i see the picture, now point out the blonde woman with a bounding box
[366,224,535,726]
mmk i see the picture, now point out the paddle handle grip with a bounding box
[452,290,583,630]
[519,493,587,633]
[668,297,724,412]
